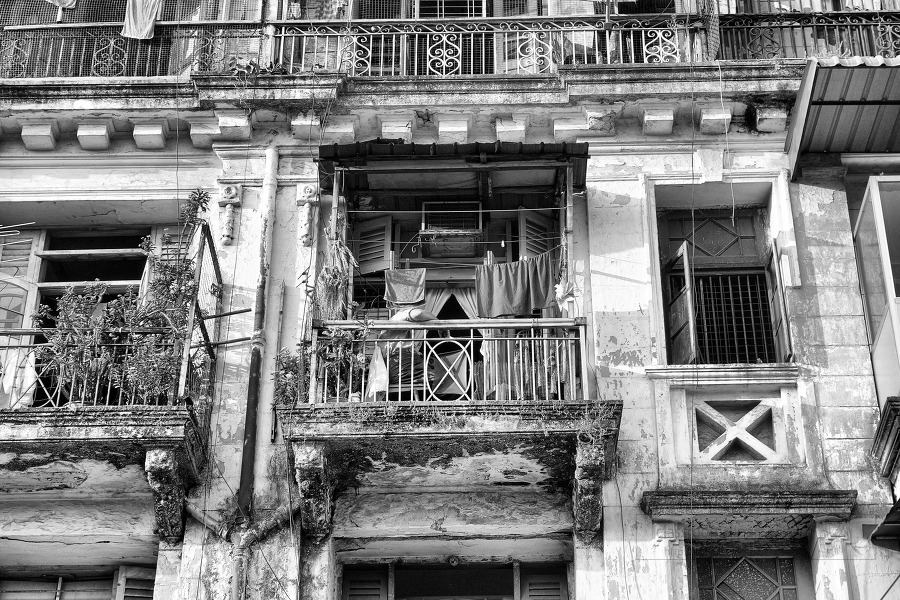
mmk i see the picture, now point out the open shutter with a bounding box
[667,241,698,365]
[521,573,569,600]
[341,570,388,600]
[766,247,793,363]
[113,567,155,600]
[0,580,58,600]
[518,209,554,259]
[353,216,393,275]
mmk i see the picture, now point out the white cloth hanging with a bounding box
[44,0,77,8]
[121,0,165,40]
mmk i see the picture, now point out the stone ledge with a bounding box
[641,489,857,521]
[872,397,900,481]
[645,363,800,387]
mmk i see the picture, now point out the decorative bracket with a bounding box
[293,441,333,540]
[218,183,243,246]
[145,448,186,544]
[573,440,605,545]
[297,183,319,248]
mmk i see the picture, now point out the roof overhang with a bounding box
[786,57,900,180]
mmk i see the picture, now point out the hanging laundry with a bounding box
[475,251,557,318]
[384,268,426,307]
[121,0,165,40]
[44,0,77,8]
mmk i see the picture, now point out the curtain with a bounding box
[44,0,77,8]
[122,0,165,40]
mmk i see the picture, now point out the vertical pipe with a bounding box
[237,145,279,520]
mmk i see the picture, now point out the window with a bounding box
[342,564,569,600]
[659,208,791,365]
[0,566,155,600]
[690,551,813,600]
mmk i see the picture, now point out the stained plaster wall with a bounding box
[585,148,900,599]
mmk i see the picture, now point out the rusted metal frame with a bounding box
[176,228,206,400]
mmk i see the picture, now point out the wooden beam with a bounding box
[36,280,143,295]
[340,161,570,174]
[36,249,147,261]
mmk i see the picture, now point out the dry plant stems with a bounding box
[33,189,211,407]
[313,234,358,320]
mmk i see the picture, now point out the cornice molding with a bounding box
[0,154,219,170]
[641,489,857,520]
[644,363,800,386]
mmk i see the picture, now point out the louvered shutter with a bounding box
[518,209,554,259]
[141,225,193,294]
[352,216,393,275]
[0,580,58,600]
[766,248,793,363]
[667,241,698,365]
[0,231,38,278]
[341,571,387,600]
[113,567,155,600]
[521,573,569,600]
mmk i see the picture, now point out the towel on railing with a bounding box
[384,268,426,307]
[122,0,164,40]
[475,251,557,318]
[44,0,77,8]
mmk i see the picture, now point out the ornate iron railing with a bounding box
[0,224,222,410]
[273,17,705,76]
[307,318,589,404]
[0,22,262,78]
[718,12,900,59]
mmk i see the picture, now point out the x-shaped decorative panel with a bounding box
[694,399,779,462]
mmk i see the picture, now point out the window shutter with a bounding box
[0,231,38,278]
[0,576,116,600]
[766,247,793,363]
[667,241,698,365]
[113,567,155,600]
[518,209,554,259]
[341,571,388,600]
[0,580,58,600]
[521,573,569,600]
[353,216,393,275]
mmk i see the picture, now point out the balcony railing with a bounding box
[1,14,896,80]
[0,224,222,411]
[306,318,589,404]
[273,17,704,76]
[718,12,900,59]
[0,22,261,78]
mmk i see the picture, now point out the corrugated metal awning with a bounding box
[786,57,900,178]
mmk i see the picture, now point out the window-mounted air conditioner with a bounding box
[419,201,483,258]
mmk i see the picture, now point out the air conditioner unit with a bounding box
[419,201,483,258]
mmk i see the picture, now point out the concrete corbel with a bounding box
[216,109,254,141]
[695,103,733,135]
[573,440,605,545]
[495,113,530,143]
[436,114,472,144]
[379,115,416,143]
[291,113,323,142]
[322,116,360,144]
[584,104,624,137]
[218,183,243,246]
[640,104,676,136]
[145,448,186,544]
[19,118,60,151]
[131,118,170,150]
[749,105,789,133]
[76,119,114,151]
[293,441,333,539]
[185,115,222,149]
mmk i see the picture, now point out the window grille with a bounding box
[0,0,261,26]
[671,271,775,364]
[693,556,799,600]
[358,0,405,19]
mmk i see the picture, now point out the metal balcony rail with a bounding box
[0,22,262,78]
[273,17,704,76]
[0,224,223,411]
[308,318,589,404]
[718,11,900,59]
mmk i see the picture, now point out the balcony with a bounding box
[0,222,223,545]
[2,13,896,81]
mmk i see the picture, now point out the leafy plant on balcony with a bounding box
[273,346,309,406]
[31,189,211,407]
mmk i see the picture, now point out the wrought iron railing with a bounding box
[273,17,704,75]
[307,318,589,404]
[0,22,262,78]
[718,11,900,59]
[0,224,222,410]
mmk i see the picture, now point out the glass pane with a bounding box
[778,559,796,586]
[854,188,889,339]
[0,281,26,329]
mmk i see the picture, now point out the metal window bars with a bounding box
[305,318,589,405]
[0,223,223,411]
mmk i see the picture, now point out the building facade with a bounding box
[1,1,900,598]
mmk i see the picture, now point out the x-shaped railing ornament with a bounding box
[694,399,779,461]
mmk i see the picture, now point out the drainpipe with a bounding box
[237,145,279,521]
